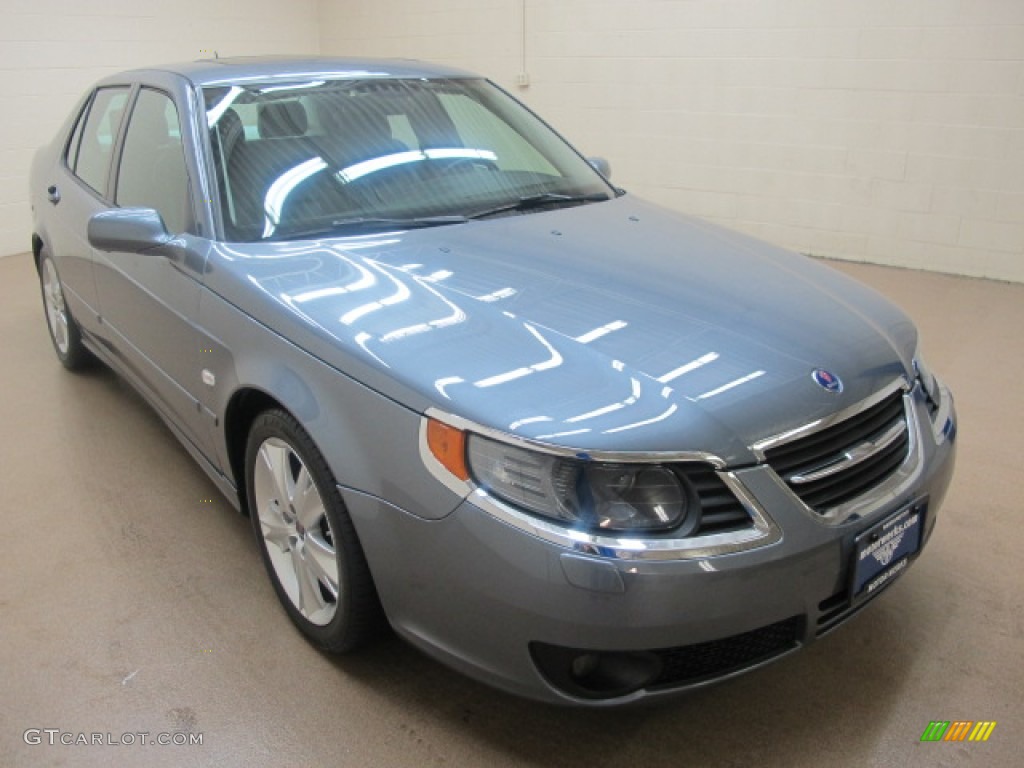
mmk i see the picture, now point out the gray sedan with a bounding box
[29,56,956,705]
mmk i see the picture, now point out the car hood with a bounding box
[206,196,917,465]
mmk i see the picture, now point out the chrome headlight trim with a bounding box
[424,406,728,467]
[418,408,781,561]
[928,380,955,444]
[914,355,954,444]
[468,472,781,561]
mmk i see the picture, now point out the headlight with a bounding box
[465,433,692,533]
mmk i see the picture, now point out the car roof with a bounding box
[109,55,480,87]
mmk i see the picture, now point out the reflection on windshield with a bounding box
[206,86,243,127]
[258,80,326,94]
[338,147,497,183]
[263,157,327,237]
[204,77,612,242]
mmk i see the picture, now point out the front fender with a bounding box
[198,285,463,521]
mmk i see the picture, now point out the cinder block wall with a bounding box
[5,1,1022,282]
[0,0,319,259]
[320,0,1024,282]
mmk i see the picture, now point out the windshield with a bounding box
[202,78,614,241]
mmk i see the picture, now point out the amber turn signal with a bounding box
[426,418,469,481]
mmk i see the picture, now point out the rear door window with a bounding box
[72,87,130,196]
[65,100,88,171]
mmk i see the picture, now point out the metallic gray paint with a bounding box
[87,207,174,253]
[29,57,957,705]
[202,195,918,462]
[343,388,955,704]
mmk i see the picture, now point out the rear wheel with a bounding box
[245,409,383,652]
[38,251,92,370]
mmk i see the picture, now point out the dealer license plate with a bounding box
[852,503,925,598]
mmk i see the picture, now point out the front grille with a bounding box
[765,391,909,513]
[679,464,752,535]
[649,616,802,688]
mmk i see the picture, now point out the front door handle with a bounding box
[47,185,61,205]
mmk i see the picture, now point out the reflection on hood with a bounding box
[215,197,914,461]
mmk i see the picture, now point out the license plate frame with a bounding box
[851,501,926,601]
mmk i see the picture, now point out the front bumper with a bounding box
[343,383,956,705]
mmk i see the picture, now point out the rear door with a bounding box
[43,86,131,331]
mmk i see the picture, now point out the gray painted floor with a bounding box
[0,253,1020,767]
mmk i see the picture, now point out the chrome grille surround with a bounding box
[753,378,925,524]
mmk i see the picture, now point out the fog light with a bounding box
[570,653,601,680]
[531,643,662,700]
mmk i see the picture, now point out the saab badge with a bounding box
[812,368,843,393]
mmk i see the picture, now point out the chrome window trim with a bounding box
[418,408,780,561]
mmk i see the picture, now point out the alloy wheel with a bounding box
[42,258,70,355]
[252,437,339,626]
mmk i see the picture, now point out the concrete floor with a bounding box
[0,252,1020,768]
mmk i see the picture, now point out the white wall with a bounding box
[4,1,1022,283]
[0,0,319,258]
[319,0,1024,283]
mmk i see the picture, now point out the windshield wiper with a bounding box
[467,192,610,220]
[268,215,468,241]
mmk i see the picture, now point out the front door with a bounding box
[92,85,215,461]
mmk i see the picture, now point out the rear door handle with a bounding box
[47,185,60,205]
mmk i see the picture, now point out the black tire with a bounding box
[38,250,93,370]
[245,409,384,652]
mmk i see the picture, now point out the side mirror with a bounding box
[587,156,612,180]
[88,208,172,253]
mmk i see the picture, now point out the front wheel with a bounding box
[38,251,92,370]
[245,409,384,652]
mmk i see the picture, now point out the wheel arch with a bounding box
[223,386,289,516]
[209,321,458,525]
[32,233,45,270]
